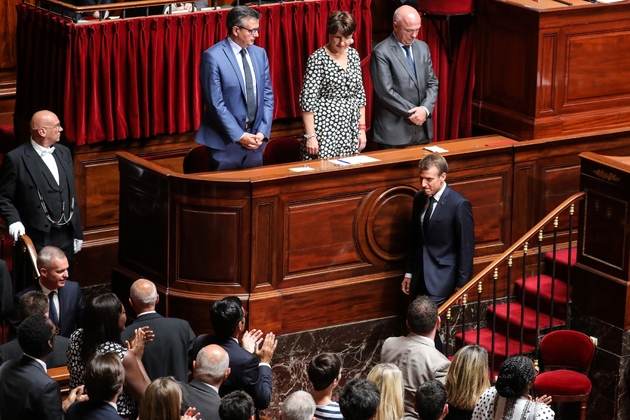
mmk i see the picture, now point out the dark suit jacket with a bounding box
[179,379,221,420]
[0,355,63,420]
[191,334,272,410]
[10,280,85,338]
[0,334,69,368]
[195,37,274,150]
[406,185,475,301]
[0,141,83,240]
[0,259,12,320]
[66,400,123,420]
[121,312,195,382]
[370,34,439,145]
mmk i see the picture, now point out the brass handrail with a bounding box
[438,191,585,316]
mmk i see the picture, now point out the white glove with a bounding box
[8,222,25,241]
[74,239,83,254]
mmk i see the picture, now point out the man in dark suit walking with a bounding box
[195,6,274,170]
[10,246,85,339]
[403,154,475,304]
[191,296,277,410]
[180,344,230,420]
[370,5,439,148]
[121,278,195,382]
[0,315,86,420]
[0,110,83,264]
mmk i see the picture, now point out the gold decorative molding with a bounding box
[593,169,621,183]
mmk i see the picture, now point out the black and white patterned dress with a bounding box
[299,46,366,160]
[472,387,555,420]
[67,328,136,416]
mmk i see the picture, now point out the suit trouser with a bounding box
[206,141,265,171]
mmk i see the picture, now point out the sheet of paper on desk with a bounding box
[289,166,315,172]
[329,156,381,165]
[598,0,624,3]
[424,145,449,153]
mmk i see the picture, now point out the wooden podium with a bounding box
[572,152,630,419]
[474,0,630,140]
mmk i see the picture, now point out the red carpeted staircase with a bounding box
[457,248,577,371]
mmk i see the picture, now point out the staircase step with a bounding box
[515,275,570,319]
[456,328,535,370]
[488,302,565,344]
[544,248,577,282]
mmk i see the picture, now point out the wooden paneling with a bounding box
[474,0,630,140]
[0,0,21,70]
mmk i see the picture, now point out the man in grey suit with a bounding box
[180,344,230,420]
[381,297,450,420]
[370,5,439,148]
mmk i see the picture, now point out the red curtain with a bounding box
[15,0,372,145]
[418,15,476,141]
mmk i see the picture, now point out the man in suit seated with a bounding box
[339,379,380,420]
[191,296,277,410]
[180,344,230,420]
[66,352,125,420]
[380,296,450,420]
[415,381,448,420]
[10,246,85,339]
[281,391,317,420]
[0,315,86,420]
[0,290,68,367]
[121,278,195,382]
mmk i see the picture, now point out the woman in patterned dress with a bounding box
[299,11,367,160]
[67,293,152,419]
[472,356,554,420]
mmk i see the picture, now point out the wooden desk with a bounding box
[474,0,630,140]
[113,136,516,335]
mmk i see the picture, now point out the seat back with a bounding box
[183,145,210,174]
[539,330,595,372]
[263,136,302,166]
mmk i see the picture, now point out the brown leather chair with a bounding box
[263,136,302,166]
[182,145,210,174]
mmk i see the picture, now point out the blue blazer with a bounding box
[66,401,123,420]
[195,37,274,150]
[406,185,475,300]
[10,280,85,339]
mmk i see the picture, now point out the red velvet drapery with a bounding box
[15,0,372,145]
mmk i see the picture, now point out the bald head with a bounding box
[194,344,230,386]
[30,110,63,148]
[393,5,421,46]
[129,279,158,313]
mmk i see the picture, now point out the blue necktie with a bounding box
[240,49,257,125]
[403,45,416,77]
[49,291,59,327]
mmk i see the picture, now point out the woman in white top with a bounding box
[472,356,554,420]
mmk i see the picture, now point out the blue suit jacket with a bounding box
[10,280,85,339]
[406,185,475,301]
[195,37,274,150]
[66,401,123,420]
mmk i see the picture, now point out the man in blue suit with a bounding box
[10,246,85,339]
[403,154,475,305]
[196,5,275,171]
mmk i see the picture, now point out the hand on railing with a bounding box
[8,221,25,241]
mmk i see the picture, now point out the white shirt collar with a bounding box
[24,353,47,370]
[137,311,157,317]
[30,138,55,157]
[432,182,447,202]
[228,37,246,55]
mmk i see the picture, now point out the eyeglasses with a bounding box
[238,26,260,35]
[40,123,62,131]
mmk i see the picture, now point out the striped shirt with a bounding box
[314,402,343,420]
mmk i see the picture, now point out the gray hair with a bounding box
[282,391,316,420]
[226,5,261,32]
[130,279,158,306]
[196,345,230,385]
[36,246,66,270]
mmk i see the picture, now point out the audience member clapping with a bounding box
[471,356,553,420]
[367,363,405,420]
[308,353,343,420]
[444,345,490,420]
[67,293,153,417]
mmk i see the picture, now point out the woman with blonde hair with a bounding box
[444,345,491,420]
[367,363,404,420]
[138,377,199,420]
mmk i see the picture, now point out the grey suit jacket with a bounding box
[370,34,439,145]
[179,379,221,420]
[381,334,450,420]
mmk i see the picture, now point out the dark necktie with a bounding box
[48,291,59,327]
[240,49,257,124]
[402,45,416,77]
[423,196,434,236]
